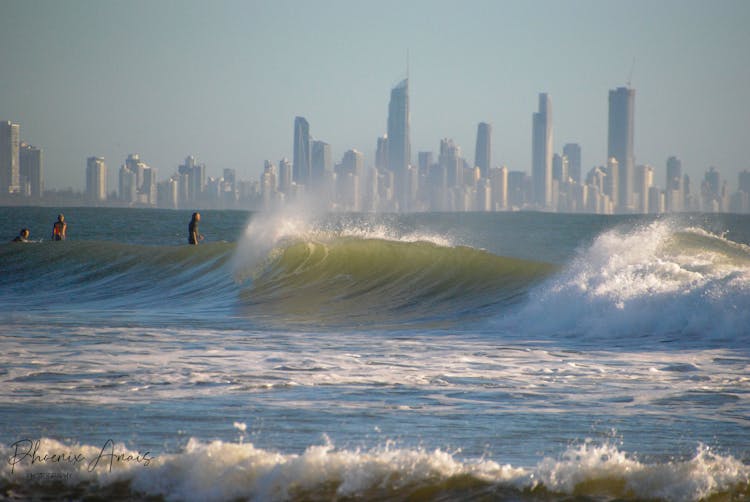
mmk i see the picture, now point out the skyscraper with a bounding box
[278,158,292,194]
[474,122,491,179]
[311,140,331,188]
[386,79,410,210]
[293,116,311,187]
[666,156,683,212]
[531,93,553,209]
[375,135,388,171]
[20,142,43,198]
[608,86,635,213]
[86,156,107,202]
[563,143,582,184]
[0,120,20,194]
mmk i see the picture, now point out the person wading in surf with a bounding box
[188,212,204,245]
[12,228,30,242]
[51,214,67,241]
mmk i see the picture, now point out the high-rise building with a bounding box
[261,161,278,210]
[563,143,582,184]
[178,155,206,205]
[375,135,388,171]
[702,166,723,211]
[20,142,43,198]
[293,116,311,187]
[86,156,107,202]
[278,158,292,194]
[531,93,553,209]
[635,164,654,213]
[608,86,635,213]
[666,156,683,212]
[386,79,410,210]
[605,157,619,209]
[119,154,156,205]
[489,165,508,210]
[311,140,331,188]
[0,120,20,194]
[552,153,568,182]
[336,149,364,210]
[119,164,137,203]
[474,122,491,179]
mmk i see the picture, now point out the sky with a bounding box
[1,0,749,192]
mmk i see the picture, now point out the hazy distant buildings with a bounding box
[563,143,581,184]
[6,77,750,215]
[177,155,207,206]
[86,156,107,202]
[20,142,43,198]
[608,86,635,213]
[0,120,20,194]
[119,154,156,205]
[311,140,331,189]
[634,164,654,213]
[702,166,727,212]
[665,156,683,212]
[531,93,553,210]
[474,122,491,179]
[387,79,411,210]
[278,157,292,195]
[293,116,311,188]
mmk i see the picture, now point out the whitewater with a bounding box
[0,207,748,501]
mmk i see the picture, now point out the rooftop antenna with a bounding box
[627,57,635,88]
[406,48,410,81]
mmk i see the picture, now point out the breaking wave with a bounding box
[508,220,750,347]
[2,436,747,501]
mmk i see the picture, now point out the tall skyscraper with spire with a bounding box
[474,122,491,179]
[531,93,553,209]
[608,86,635,213]
[386,78,410,210]
[293,116,311,187]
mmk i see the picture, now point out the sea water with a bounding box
[0,207,748,501]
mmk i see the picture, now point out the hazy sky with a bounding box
[1,0,749,191]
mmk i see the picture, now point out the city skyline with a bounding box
[1,0,748,193]
[3,79,750,214]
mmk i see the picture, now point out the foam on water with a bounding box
[2,436,747,501]
[511,220,750,344]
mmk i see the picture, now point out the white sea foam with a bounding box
[2,436,747,501]
[515,221,750,341]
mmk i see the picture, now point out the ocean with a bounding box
[0,206,748,501]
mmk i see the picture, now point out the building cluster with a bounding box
[0,121,43,200]
[2,78,750,214]
[254,84,750,214]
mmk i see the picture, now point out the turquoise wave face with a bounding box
[0,241,238,317]
[0,236,554,329]
[235,237,555,329]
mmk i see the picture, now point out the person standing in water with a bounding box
[188,212,204,245]
[51,214,67,241]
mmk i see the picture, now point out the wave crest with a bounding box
[513,221,750,344]
[3,437,747,501]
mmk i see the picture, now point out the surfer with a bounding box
[51,214,67,241]
[12,228,30,242]
[188,212,204,245]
